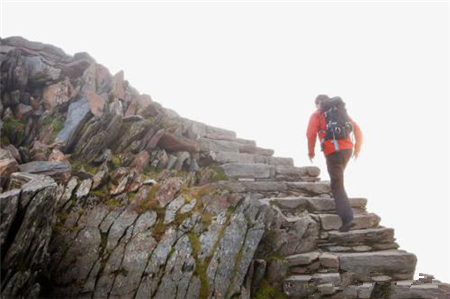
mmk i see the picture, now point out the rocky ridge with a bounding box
[1,36,449,299]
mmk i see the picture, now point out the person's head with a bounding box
[315,94,329,109]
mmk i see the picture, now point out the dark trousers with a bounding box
[325,149,354,224]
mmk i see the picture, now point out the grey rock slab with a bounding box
[75,178,92,199]
[339,250,417,281]
[328,227,395,245]
[164,195,186,224]
[57,97,91,143]
[279,214,320,256]
[286,251,321,266]
[220,163,275,179]
[19,161,71,178]
[207,212,248,298]
[0,189,21,248]
[2,178,57,298]
[135,227,179,299]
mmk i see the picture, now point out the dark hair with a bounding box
[315,94,329,105]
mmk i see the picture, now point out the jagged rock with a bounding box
[174,151,190,171]
[109,97,124,116]
[155,177,183,207]
[131,150,150,173]
[19,161,71,182]
[158,132,200,154]
[111,70,126,99]
[0,148,16,160]
[48,148,70,165]
[165,154,177,170]
[5,144,21,162]
[163,195,186,224]
[115,120,151,153]
[0,174,57,299]
[76,178,92,199]
[0,158,19,186]
[42,77,72,111]
[57,97,91,143]
[86,90,106,116]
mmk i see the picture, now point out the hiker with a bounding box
[306,94,363,232]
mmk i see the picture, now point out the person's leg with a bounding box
[326,150,354,225]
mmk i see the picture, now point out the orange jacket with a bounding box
[307,109,363,157]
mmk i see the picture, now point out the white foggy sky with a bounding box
[1,1,449,281]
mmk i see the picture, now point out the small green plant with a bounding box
[210,165,228,182]
[110,155,121,170]
[105,198,121,210]
[188,232,210,299]
[253,279,286,299]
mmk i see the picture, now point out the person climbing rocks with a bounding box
[306,94,363,232]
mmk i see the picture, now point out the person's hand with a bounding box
[308,153,315,163]
[353,151,359,160]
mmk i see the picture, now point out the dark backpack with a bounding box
[320,97,353,141]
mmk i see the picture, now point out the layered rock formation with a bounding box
[1,36,449,299]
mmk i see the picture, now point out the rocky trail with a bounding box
[1,36,449,299]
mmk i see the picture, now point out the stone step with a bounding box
[214,180,288,193]
[337,250,417,282]
[265,196,367,214]
[220,163,275,179]
[286,182,331,195]
[218,163,321,180]
[274,165,321,180]
[324,227,395,246]
[318,213,381,231]
[209,151,294,166]
[283,273,341,297]
[198,137,276,156]
[318,242,400,253]
[390,280,450,299]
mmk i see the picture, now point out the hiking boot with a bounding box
[339,220,356,232]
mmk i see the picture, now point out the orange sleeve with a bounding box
[349,117,363,154]
[306,112,320,157]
